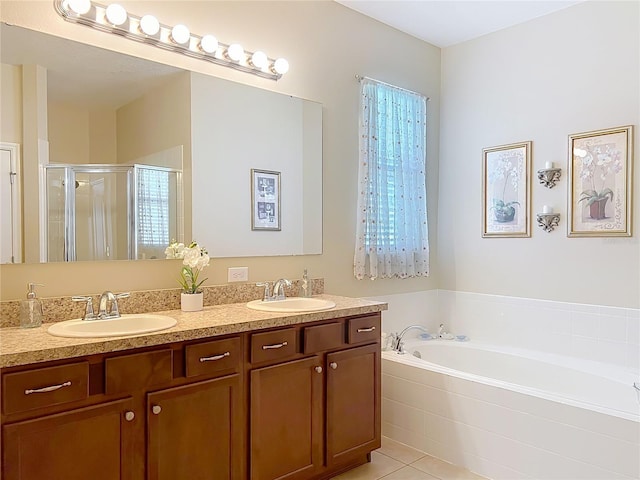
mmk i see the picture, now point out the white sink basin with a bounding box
[47,314,177,338]
[246,297,336,313]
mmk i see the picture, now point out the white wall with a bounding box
[0,1,441,300]
[439,1,640,308]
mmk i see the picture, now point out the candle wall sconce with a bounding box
[537,212,561,232]
[537,162,562,188]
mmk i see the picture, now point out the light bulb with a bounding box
[67,0,91,14]
[227,43,244,62]
[171,24,191,45]
[273,58,289,75]
[139,14,160,36]
[199,35,218,54]
[251,51,268,69]
[105,3,127,26]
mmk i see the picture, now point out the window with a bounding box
[354,78,429,279]
[136,166,170,249]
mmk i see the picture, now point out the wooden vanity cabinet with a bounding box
[3,397,135,480]
[249,313,381,480]
[1,337,245,480]
[1,312,381,480]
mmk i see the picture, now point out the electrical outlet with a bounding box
[228,267,249,282]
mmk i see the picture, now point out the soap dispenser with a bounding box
[299,268,311,298]
[20,283,44,328]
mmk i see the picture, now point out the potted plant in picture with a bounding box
[489,153,522,223]
[574,145,621,220]
[165,240,210,312]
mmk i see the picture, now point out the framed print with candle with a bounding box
[568,125,633,237]
[482,141,532,238]
[251,169,281,231]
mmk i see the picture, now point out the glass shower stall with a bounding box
[44,164,183,262]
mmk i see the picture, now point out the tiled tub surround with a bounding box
[374,290,639,373]
[1,294,390,370]
[0,278,324,329]
[382,347,639,480]
[372,290,639,479]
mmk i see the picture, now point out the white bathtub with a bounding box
[382,340,640,480]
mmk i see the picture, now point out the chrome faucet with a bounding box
[256,279,291,302]
[391,325,431,353]
[272,278,292,300]
[95,291,130,320]
[72,291,129,320]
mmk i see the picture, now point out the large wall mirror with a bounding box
[0,23,323,264]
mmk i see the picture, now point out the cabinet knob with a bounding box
[314,366,323,374]
[152,405,162,415]
[330,362,338,370]
[124,411,135,422]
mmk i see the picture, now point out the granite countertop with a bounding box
[0,295,387,369]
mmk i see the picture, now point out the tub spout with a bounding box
[392,325,431,353]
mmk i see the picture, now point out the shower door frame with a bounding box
[43,164,134,262]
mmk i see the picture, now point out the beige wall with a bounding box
[1,63,22,144]
[0,1,441,300]
[438,1,639,308]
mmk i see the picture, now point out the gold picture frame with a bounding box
[482,141,532,238]
[568,125,633,237]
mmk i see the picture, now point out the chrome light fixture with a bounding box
[54,0,289,81]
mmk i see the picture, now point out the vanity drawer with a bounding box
[105,349,173,395]
[185,337,241,378]
[251,328,297,364]
[2,362,89,415]
[303,322,344,354]
[347,315,381,344]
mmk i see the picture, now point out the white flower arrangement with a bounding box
[165,240,210,294]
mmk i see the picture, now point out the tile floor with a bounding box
[332,437,488,480]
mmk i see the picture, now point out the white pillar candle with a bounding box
[542,205,553,214]
[545,161,553,169]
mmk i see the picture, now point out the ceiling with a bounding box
[335,0,583,47]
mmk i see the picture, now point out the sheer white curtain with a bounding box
[354,78,429,280]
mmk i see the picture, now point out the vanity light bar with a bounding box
[54,0,289,81]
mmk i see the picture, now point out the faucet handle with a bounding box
[111,292,130,317]
[72,295,95,320]
[256,282,272,301]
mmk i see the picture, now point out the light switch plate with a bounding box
[228,267,249,282]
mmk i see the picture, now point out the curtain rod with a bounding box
[355,74,430,101]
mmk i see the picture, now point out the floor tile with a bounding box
[331,451,404,480]
[410,455,486,480]
[380,465,439,479]
[378,437,426,465]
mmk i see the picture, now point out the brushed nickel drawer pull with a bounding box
[124,411,135,422]
[357,327,376,333]
[330,362,338,370]
[199,352,230,362]
[315,366,323,374]
[262,341,288,350]
[25,381,72,395]
[152,405,162,415]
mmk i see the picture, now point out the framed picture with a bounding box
[482,141,532,238]
[251,169,281,231]
[568,125,633,237]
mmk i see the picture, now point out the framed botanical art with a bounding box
[482,141,532,238]
[568,125,633,237]
[251,169,281,231]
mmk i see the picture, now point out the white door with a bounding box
[0,143,21,263]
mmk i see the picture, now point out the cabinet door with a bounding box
[3,397,135,480]
[250,357,323,480]
[326,343,380,467]
[146,374,243,480]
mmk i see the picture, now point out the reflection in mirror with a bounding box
[1,23,323,263]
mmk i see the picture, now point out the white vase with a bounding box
[181,292,204,312]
